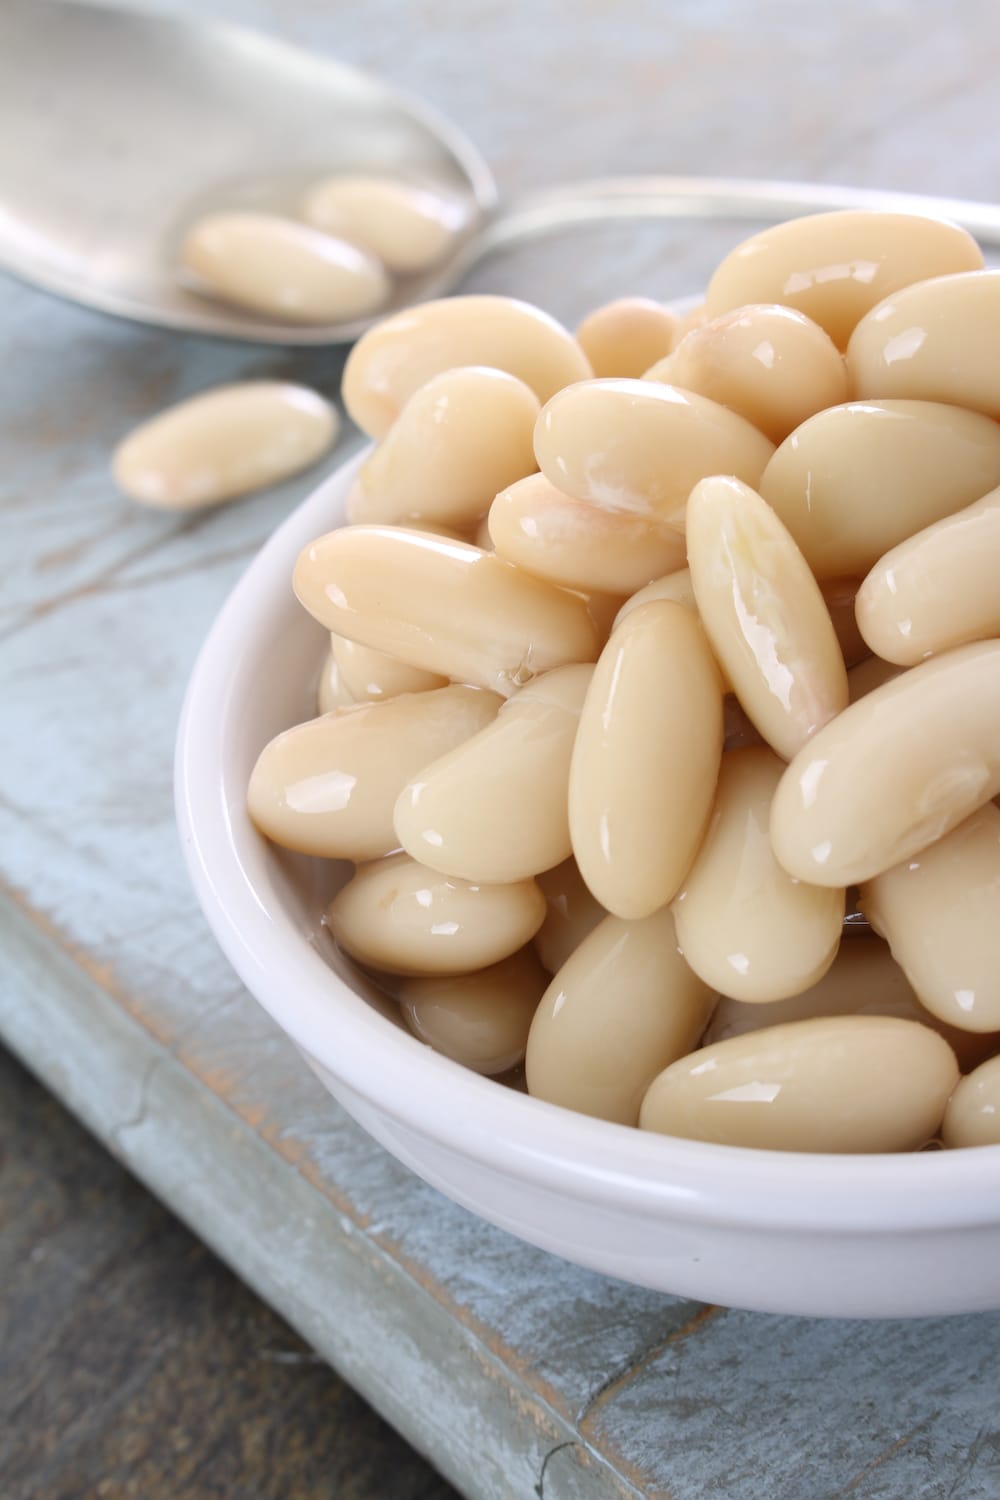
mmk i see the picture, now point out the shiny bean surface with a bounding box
[247,686,500,860]
[856,484,1000,665]
[612,568,696,633]
[942,1056,1000,1148]
[316,641,356,714]
[343,295,592,438]
[569,601,724,918]
[645,303,847,443]
[672,747,844,1001]
[860,803,1000,1033]
[534,379,774,527]
[488,473,686,594]
[848,270,1000,417]
[770,642,1000,886]
[687,475,848,759]
[398,948,548,1075]
[294,526,599,695]
[704,937,997,1071]
[301,174,467,273]
[759,399,1000,579]
[394,665,592,882]
[331,635,446,701]
[639,1016,959,1152]
[180,211,389,321]
[356,367,539,526]
[525,910,715,1125]
[576,297,678,377]
[532,859,607,974]
[705,211,983,347]
[327,852,545,974]
[112,382,337,509]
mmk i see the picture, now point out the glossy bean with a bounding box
[488,472,686,594]
[356,367,539,526]
[397,948,548,1075]
[532,859,606,974]
[525,910,715,1125]
[759,399,1000,579]
[612,568,696,633]
[860,803,1000,1034]
[855,484,1000,665]
[705,210,982,347]
[534,379,774,527]
[294,526,599,696]
[770,642,1000,886]
[672,747,844,1002]
[316,640,356,714]
[687,475,848,759]
[112,382,337,508]
[942,1056,1000,1149]
[569,601,724,918]
[247,685,500,860]
[327,852,545,975]
[330,635,447,701]
[645,303,847,443]
[179,211,389,321]
[703,936,998,1072]
[301,174,468,273]
[639,1016,959,1152]
[394,665,593,882]
[848,270,1000,417]
[576,297,678,377]
[342,294,592,438]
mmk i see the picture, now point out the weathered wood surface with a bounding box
[3,1,1000,1496]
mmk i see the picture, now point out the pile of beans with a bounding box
[248,209,1000,1154]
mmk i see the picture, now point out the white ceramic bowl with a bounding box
[176,450,1000,1319]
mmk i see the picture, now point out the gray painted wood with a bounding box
[3,1,1000,1495]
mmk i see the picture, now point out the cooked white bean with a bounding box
[705,210,983,347]
[942,1056,1000,1148]
[672,747,843,1002]
[639,1016,959,1151]
[569,601,724,918]
[525,910,715,1125]
[179,211,389,321]
[248,685,500,860]
[612,568,696,633]
[112,381,337,508]
[770,641,1000,886]
[330,635,446,701]
[317,640,356,714]
[576,297,678,377]
[294,526,599,696]
[534,378,773,527]
[488,473,686,594]
[704,936,997,1071]
[327,852,545,974]
[355,368,539,526]
[301,174,467,273]
[645,303,847,443]
[532,859,606,974]
[848,270,1000,417]
[398,948,548,1075]
[860,803,1000,1034]
[394,664,592,882]
[856,484,1000,665]
[343,295,592,438]
[687,475,848,759]
[759,399,1000,579]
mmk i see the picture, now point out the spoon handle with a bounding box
[465,175,1000,268]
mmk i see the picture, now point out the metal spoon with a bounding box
[4,0,1000,346]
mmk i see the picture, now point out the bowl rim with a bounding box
[175,445,1000,1237]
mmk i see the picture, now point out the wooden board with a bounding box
[3,2,1000,1495]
